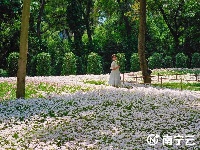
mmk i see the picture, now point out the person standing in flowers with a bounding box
[108,54,121,87]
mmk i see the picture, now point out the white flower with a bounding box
[0,74,199,149]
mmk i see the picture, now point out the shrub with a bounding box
[46,33,71,75]
[163,55,173,68]
[53,56,63,75]
[7,52,19,76]
[36,52,52,76]
[87,52,103,74]
[191,53,200,68]
[28,55,37,76]
[148,52,163,69]
[116,53,126,73]
[0,69,8,77]
[61,52,77,75]
[77,56,87,75]
[175,53,188,68]
[130,53,140,72]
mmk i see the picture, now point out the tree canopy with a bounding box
[0,0,199,76]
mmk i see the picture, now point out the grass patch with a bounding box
[0,82,91,100]
[83,80,107,85]
[152,82,200,91]
[152,68,200,76]
[0,82,16,100]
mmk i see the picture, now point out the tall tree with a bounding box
[158,0,184,53]
[0,0,21,69]
[36,0,46,38]
[16,0,31,98]
[117,0,132,42]
[138,0,150,83]
[83,0,94,52]
[147,0,200,55]
[117,0,133,64]
[66,0,84,56]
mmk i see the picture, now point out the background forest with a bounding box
[0,0,199,77]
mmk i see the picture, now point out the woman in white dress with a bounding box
[108,54,121,87]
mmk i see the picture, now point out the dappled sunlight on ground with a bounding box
[0,74,199,149]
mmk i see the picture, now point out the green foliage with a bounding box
[148,53,163,69]
[191,53,200,68]
[175,53,188,68]
[83,80,106,85]
[87,52,103,75]
[152,68,200,76]
[46,33,71,76]
[0,0,199,72]
[130,53,140,72]
[66,0,85,55]
[52,56,63,76]
[116,53,126,73]
[7,52,19,76]
[36,52,52,76]
[77,56,87,75]
[61,52,77,75]
[0,82,16,100]
[153,82,200,91]
[0,69,8,77]
[0,0,21,70]
[146,15,171,56]
[0,82,91,100]
[93,26,107,51]
[28,55,37,76]
[147,0,200,55]
[163,56,173,68]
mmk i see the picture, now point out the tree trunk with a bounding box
[37,0,45,38]
[16,0,31,98]
[84,0,93,53]
[138,0,151,83]
[158,2,183,53]
[74,31,83,56]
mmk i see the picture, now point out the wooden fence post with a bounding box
[180,78,183,91]
[195,74,198,81]
[123,73,125,84]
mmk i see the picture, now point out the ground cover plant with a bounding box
[0,81,91,101]
[152,82,200,91]
[151,68,200,76]
[0,72,199,149]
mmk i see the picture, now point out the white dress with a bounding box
[108,61,121,86]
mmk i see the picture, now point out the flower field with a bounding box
[0,74,199,149]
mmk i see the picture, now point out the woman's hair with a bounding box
[111,54,117,58]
